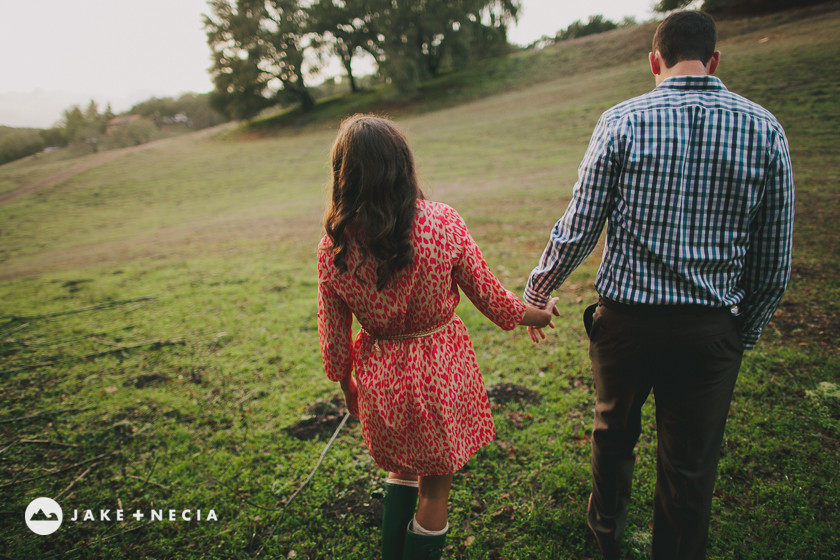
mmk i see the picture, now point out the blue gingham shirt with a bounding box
[524,75,794,349]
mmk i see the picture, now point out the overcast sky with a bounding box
[0,0,657,129]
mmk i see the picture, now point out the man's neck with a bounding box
[656,61,711,85]
[655,57,718,86]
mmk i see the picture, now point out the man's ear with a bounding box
[648,51,662,76]
[649,51,661,76]
[707,50,721,75]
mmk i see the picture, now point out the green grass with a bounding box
[1,4,839,559]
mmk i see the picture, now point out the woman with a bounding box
[317,114,557,559]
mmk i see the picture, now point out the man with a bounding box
[523,11,794,560]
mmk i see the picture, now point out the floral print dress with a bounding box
[317,200,526,475]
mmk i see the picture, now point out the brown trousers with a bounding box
[586,297,743,560]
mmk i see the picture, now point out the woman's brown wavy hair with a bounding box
[324,114,424,291]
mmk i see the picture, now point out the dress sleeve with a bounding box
[317,248,353,382]
[445,206,527,330]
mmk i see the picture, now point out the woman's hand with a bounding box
[340,374,359,417]
[521,297,560,343]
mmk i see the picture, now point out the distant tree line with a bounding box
[556,15,623,41]
[0,101,107,166]
[523,14,637,50]
[0,127,54,166]
[130,92,228,130]
[204,0,521,120]
[0,93,227,166]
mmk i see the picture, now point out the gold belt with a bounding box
[361,315,454,353]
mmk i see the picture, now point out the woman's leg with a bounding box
[402,474,452,559]
[414,474,453,531]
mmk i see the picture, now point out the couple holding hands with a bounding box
[317,11,794,560]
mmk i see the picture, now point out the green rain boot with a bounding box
[402,518,448,560]
[381,481,419,560]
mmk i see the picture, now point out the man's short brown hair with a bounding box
[652,11,717,68]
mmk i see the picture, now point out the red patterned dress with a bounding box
[317,200,526,475]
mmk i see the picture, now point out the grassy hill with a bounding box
[1,4,839,559]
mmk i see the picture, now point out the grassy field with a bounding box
[1,4,839,559]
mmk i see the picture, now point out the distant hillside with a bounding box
[0,0,837,279]
[239,1,840,137]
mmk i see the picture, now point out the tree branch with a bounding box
[0,451,117,489]
[54,464,96,500]
[0,407,95,425]
[4,339,185,375]
[4,295,157,322]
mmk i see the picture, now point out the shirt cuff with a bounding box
[740,329,760,351]
[523,286,549,308]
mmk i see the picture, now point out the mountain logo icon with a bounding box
[30,508,58,521]
[25,497,63,535]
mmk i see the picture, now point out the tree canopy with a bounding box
[204,0,520,119]
[307,0,380,93]
[205,0,316,120]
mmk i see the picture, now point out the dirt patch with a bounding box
[321,477,384,528]
[769,265,840,355]
[770,300,839,352]
[61,278,93,293]
[486,383,542,406]
[285,396,357,440]
[126,372,170,389]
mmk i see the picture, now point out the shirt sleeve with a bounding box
[524,113,617,307]
[445,206,527,330]
[317,248,354,382]
[736,129,795,349]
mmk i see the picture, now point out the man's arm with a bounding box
[737,130,795,349]
[524,113,618,307]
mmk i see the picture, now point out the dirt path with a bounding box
[0,147,141,206]
[0,124,232,207]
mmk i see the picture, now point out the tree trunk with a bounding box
[291,66,316,112]
[343,58,359,93]
[297,89,316,112]
[339,42,359,93]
